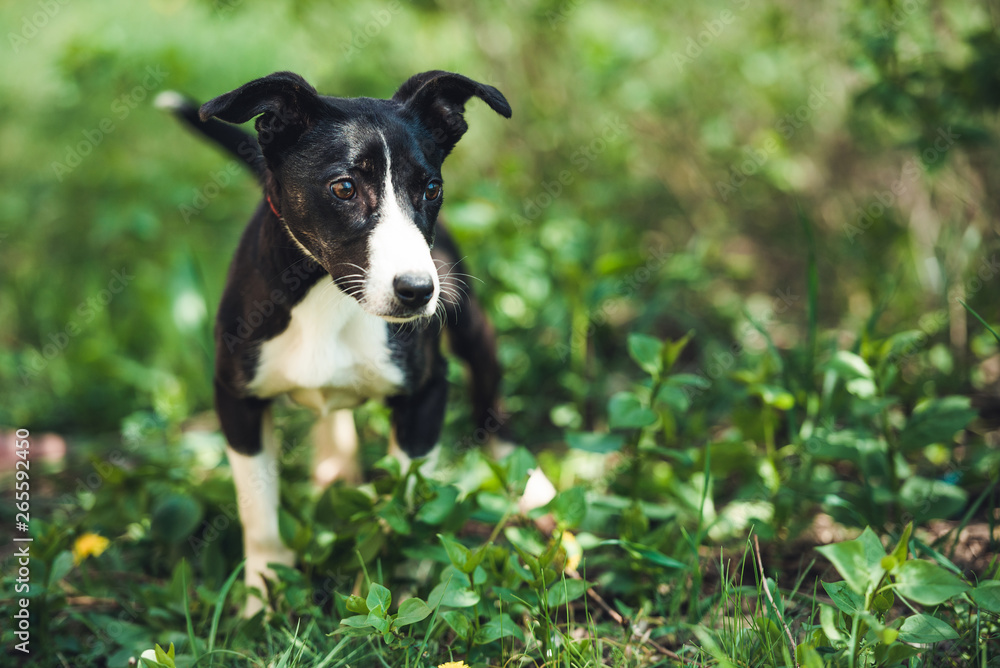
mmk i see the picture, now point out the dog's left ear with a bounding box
[393,71,512,158]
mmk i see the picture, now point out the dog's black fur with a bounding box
[165,71,508,461]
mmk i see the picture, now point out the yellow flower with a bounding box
[562,531,583,573]
[73,532,110,565]
[437,662,469,668]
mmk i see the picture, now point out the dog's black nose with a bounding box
[393,274,434,308]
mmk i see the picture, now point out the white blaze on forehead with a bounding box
[366,132,438,317]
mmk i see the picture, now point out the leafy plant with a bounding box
[338,583,432,649]
[805,523,996,667]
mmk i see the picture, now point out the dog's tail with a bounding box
[155,91,266,179]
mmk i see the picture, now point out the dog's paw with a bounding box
[242,547,296,618]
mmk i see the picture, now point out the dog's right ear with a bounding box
[200,72,323,160]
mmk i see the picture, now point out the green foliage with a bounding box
[139,643,177,668]
[336,582,432,649]
[3,0,1000,665]
[807,523,977,666]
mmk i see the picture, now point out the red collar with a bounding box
[267,195,280,218]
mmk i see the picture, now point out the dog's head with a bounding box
[200,71,511,322]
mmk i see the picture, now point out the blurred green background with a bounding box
[2,0,999,447]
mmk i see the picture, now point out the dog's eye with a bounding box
[330,179,356,200]
[424,181,442,201]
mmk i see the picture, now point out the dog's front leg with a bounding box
[216,381,295,616]
[387,357,448,466]
[227,407,295,616]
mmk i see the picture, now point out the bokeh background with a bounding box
[2,0,1000,665]
[4,0,1000,439]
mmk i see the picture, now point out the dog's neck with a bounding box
[253,204,329,299]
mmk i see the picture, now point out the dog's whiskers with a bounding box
[332,262,369,276]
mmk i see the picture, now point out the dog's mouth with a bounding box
[379,311,434,323]
[360,298,439,324]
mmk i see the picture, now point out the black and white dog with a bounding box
[159,71,520,614]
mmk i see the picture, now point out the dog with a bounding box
[158,71,520,615]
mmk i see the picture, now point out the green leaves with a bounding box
[892,559,969,605]
[474,614,525,644]
[366,583,391,616]
[338,582,433,645]
[600,332,704,439]
[816,526,885,595]
[818,524,970,607]
[898,396,977,451]
[824,350,876,398]
[600,539,687,570]
[545,578,589,607]
[394,598,432,627]
[884,522,911,570]
[970,581,1000,613]
[442,610,472,640]
[428,574,480,609]
[628,333,664,377]
[821,580,864,615]
[608,391,657,429]
[750,384,795,409]
[439,534,488,574]
[150,494,203,544]
[816,522,973,662]
[627,331,693,379]
[897,613,958,643]
[48,550,74,586]
[551,486,587,528]
[566,432,625,453]
[898,476,968,523]
[139,643,177,668]
[415,485,459,525]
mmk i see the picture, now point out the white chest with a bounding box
[247,278,405,412]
